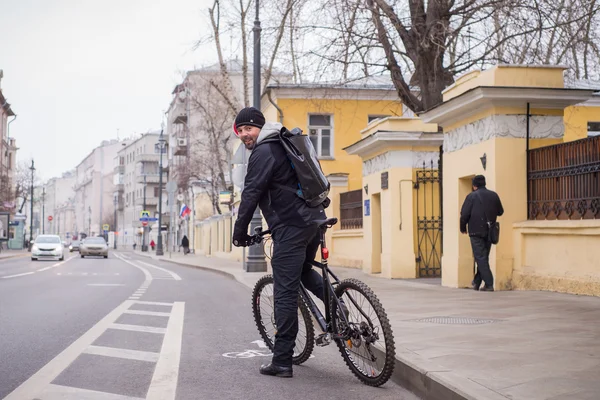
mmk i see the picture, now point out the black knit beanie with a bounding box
[234,107,265,131]
[472,175,486,188]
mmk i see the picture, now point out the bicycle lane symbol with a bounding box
[222,340,272,359]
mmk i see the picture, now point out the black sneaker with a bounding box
[259,363,293,378]
[480,286,494,292]
[471,281,480,291]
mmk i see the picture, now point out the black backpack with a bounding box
[272,127,331,207]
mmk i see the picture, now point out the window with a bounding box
[588,122,600,137]
[308,114,333,158]
[154,187,160,197]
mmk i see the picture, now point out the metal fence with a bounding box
[528,136,600,220]
[340,189,363,229]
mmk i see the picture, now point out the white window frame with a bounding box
[307,113,334,160]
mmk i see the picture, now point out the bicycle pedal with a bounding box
[315,333,331,347]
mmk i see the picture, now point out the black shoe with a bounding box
[259,363,293,378]
[471,281,480,291]
[480,286,494,292]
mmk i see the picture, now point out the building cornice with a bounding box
[344,131,444,160]
[419,86,596,127]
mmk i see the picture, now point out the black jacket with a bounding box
[234,122,326,238]
[460,187,504,236]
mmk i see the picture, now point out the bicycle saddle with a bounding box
[315,217,338,228]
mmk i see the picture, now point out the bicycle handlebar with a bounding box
[233,226,271,247]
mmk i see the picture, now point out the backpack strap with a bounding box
[273,183,305,199]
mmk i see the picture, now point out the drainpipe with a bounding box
[526,102,530,219]
[267,90,284,124]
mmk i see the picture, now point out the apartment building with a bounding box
[0,70,18,213]
[114,132,164,247]
[44,170,76,238]
[74,139,127,238]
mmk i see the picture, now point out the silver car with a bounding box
[31,235,65,261]
[79,237,109,258]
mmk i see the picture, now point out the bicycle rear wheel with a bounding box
[251,274,315,365]
[332,278,396,387]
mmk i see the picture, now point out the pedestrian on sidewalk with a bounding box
[181,235,190,255]
[150,239,155,251]
[460,175,504,291]
[231,106,330,378]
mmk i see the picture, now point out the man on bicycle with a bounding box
[232,106,328,378]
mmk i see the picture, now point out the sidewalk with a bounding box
[133,250,600,400]
[0,249,28,260]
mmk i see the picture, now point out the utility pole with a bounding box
[113,195,117,249]
[28,160,35,250]
[142,174,147,252]
[41,186,46,234]
[245,0,267,272]
[156,129,166,256]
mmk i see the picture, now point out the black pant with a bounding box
[470,235,493,288]
[270,224,324,367]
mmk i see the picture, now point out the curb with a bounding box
[130,251,508,400]
[0,253,30,260]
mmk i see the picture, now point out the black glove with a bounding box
[232,230,253,247]
[322,197,331,209]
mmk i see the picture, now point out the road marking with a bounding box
[3,300,134,400]
[146,301,185,400]
[124,310,170,317]
[87,283,126,287]
[137,260,182,281]
[37,266,53,272]
[134,300,174,306]
[110,323,166,334]
[39,384,144,400]
[113,253,152,281]
[83,345,159,363]
[251,339,268,349]
[53,255,77,268]
[1,272,35,279]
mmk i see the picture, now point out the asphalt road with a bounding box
[0,251,420,400]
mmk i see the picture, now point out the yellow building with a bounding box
[419,65,600,295]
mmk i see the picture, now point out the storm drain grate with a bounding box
[406,316,501,325]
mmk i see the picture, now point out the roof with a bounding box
[267,75,419,92]
[0,88,15,116]
[564,77,600,92]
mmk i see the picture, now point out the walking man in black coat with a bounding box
[460,175,504,291]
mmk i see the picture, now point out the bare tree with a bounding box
[11,160,40,214]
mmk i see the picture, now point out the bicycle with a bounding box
[248,217,396,387]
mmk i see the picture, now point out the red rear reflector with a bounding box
[322,248,329,259]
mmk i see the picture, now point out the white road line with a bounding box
[113,253,152,281]
[87,283,126,287]
[56,272,62,276]
[109,323,166,334]
[2,300,134,400]
[1,272,35,279]
[134,300,174,306]
[40,384,144,400]
[37,266,52,272]
[137,260,182,281]
[146,301,185,400]
[124,310,170,317]
[84,345,159,362]
[53,255,77,268]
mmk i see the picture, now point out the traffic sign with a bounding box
[140,210,150,218]
[139,217,158,222]
[142,221,148,227]
[103,224,109,231]
[166,181,177,193]
[48,216,53,221]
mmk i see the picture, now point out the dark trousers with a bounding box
[271,224,324,367]
[470,235,493,288]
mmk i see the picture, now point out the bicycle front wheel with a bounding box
[251,274,315,365]
[332,278,396,387]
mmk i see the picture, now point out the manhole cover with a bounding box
[407,316,500,325]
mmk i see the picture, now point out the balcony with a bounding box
[116,183,124,192]
[137,153,159,163]
[136,174,160,184]
[174,138,188,156]
[173,114,187,124]
[114,164,125,174]
[135,197,158,206]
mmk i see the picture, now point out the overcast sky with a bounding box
[0,0,219,181]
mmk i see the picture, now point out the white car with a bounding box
[31,235,65,261]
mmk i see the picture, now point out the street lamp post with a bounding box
[28,160,35,251]
[156,129,166,256]
[113,195,118,250]
[245,0,267,272]
[142,174,148,252]
[41,186,46,234]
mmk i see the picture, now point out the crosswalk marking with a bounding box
[83,345,159,363]
[109,323,167,334]
[124,310,170,317]
[40,384,144,400]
